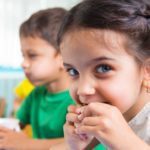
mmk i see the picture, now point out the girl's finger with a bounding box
[64,122,76,135]
[75,116,110,135]
[82,116,107,126]
[66,112,80,123]
[83,102,117,117]
[68,105,81,114]
[75,125,97,135]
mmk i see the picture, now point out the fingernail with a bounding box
[76,108,81,114]
[80,107,84,113]
[74,123,79,128]
[76,106,85,114]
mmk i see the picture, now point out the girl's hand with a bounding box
[76,102,144,150]
[64,105,93,150]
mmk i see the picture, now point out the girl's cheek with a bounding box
[69,84,79,103]
[70,82,89,105]
[69,86,75,99]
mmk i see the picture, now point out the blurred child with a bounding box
[51,0,150,149]
[0,7,75,150]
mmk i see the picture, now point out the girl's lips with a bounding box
[79,96,89,106]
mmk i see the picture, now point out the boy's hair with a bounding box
[20,7,67,51]
[58,0,150,63]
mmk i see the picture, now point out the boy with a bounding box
[0,8,75,150]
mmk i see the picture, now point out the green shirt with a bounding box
[94,144,106,150]
[16,86,75,139]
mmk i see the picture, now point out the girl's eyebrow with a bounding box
[63,57,115,67]
[63,63,72,67]
[27,49,36,52]
[91,56,115,63]
[22,49,35,53]
[86,56,115,66]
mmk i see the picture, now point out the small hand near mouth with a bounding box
[64,104,94,150]
[73,102,141,150]
[74,106,89,141]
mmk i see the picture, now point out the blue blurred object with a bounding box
[0,66,23,73]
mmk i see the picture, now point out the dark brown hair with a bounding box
[20,7,67,51]
[58,0,150,63]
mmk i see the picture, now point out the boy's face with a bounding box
[21,36,62,86]
[60,29,145,120]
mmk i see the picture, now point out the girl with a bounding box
[56,0,150,149]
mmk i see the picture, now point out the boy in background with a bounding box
[0,7,75,150]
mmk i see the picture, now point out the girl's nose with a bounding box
[77,78,95,96]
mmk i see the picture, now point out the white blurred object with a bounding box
[0,118,20,132]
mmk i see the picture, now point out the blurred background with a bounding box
[0,0,81,117]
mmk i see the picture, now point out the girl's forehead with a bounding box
[61,28,130,56]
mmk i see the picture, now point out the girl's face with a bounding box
[60,29,145,120]
[21,36,62,86]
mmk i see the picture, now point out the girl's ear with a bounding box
[143,59,150,79]
[143,59,150,92]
